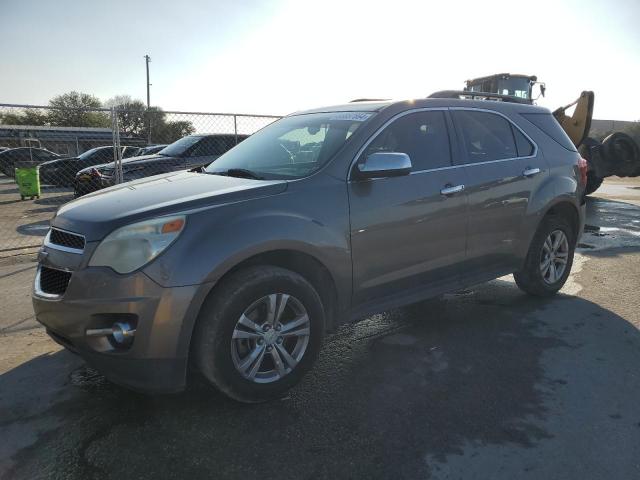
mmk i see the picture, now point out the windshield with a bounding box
[204,112,372,179]
[497,78,531,99]
[158,136,203,157]
[78,147,107,160]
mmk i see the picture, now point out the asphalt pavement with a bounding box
[1,179,639,480]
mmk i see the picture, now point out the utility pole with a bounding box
[144,55,152,144]
[144,54,151,108]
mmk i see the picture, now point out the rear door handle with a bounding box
[522,167,541,177]
[440,184,465,196]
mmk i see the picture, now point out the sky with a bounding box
[1,0,639,120]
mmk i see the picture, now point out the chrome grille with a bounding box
[49,228,85,251]
[38,266,72,296]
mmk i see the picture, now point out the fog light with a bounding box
[86,322,136,347]
[111,322,136,345]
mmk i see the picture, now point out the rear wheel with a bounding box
[514,215,576,297]
[584,170,603,196]
[193,266,325,403]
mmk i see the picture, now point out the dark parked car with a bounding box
[34,97,586,402]
[74,134,246,196]
[0,147,64,176]
[39,146,140,187]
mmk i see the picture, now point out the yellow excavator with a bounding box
[441,73,640,195]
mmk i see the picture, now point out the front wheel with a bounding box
[192,266,325,403]
[514,215,576,297]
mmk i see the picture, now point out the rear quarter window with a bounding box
[521,113,577,152]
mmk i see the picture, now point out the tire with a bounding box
[514,215,576,297]
[192,266,325,403]
[584,170,604,195]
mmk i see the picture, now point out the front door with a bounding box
[348,110,468,307]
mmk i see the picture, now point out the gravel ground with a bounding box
[1,178,639,480]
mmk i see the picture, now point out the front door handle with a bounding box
[440,184,465,196]
[522,167,541,177]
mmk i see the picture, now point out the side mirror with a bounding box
[356,152,412,179]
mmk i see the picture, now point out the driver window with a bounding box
[361,111,452,171]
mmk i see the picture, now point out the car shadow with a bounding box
[3,278,640,479]
[15,220,50,238]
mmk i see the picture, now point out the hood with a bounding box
[53,171,288,241]
[39,157,77,168]
[76,154,171,174]
[110,154,170,168]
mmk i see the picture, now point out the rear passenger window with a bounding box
[453,110,517,163]
[512,126,534,157]
[521,113,577,151]
[362,111,451,171]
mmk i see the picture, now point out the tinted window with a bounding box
[14,149,32,161]
[86,148,113,163]
[362,111,451,171]
[33,149,57,161]
[159,136,202,156]
[512,126,534,156]
[521,113,577,152]
[454,110,517,163]
[122,147,140,158]
[191,136,236,157]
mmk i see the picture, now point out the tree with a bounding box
[106,96,147,137]
[47,91,110,128]
[153,119,196,143]
[0,109,48,126]
[106,96,196,143]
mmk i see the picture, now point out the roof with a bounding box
[465,73,538,84]
[291,97,550,117]
[0,124,112,132]
[290,100,394,115]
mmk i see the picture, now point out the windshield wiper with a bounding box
[210,168,265,180]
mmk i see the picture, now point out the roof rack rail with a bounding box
[349,98,390,103]
[427,90,531,105]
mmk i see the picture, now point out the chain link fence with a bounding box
[0,103,280,256]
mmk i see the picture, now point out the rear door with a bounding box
[348,109,468,307]
[451,108,546,273]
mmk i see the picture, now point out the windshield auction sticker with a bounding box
[328,112,373,122]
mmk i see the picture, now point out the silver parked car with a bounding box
[33,96,587,402]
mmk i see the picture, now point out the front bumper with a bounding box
[32,249,212,393]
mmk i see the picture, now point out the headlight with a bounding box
[89,215,186,274]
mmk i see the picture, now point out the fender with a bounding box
[143,178,352,306]
[517,172,581,260]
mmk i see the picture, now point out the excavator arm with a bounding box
[552,91,594,148]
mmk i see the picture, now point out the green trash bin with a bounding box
[15,161,41,200]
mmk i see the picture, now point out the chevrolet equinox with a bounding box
[33,98,587,402]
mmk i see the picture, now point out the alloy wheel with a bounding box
[540,229,569,284]
[231,293,310,384]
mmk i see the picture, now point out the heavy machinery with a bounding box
[430,73,640,194]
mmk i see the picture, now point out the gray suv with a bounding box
[32,98,587,402]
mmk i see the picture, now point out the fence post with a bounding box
[233,115,238,145]
[147,109,152,146]
[110,108,123,184]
